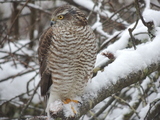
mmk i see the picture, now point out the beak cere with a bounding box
[50,21,56,26]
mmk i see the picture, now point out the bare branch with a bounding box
[134,0,155,39]
[0,69,38,83]
[89,96,115,120]
[98,32,121,53]
[27,47,160,120]
[112,94,140,119]
[19,2,51,15]
[144,98,160,120]
[27,61,160,120]
[19,81,41,119]
[128,19,139,50]
[1,0,31,46]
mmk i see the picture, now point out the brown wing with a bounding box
[38,27,53,96]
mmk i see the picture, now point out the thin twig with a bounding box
[87,0,97,21]
[144,98,160,120]
[8,40,17,68]
[92,58,115,78]
[134,0,146,26]
[0,89,33,107]
[128,19,139,50]
[27,72,39,96]
[1,0,31,46]
[102,3,134,26]
[20,2,52,15]
[19,81,41,119]
[89,97,115,120]
[134,0,155,39]
[98,32,121,53]
[0,69,38,83]
[112,94,140,119]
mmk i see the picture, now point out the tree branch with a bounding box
[20,2,51,15]
[74,63,160,120]
[144,98,160,120]
[28,45,160,120]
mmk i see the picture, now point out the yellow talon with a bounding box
[63,98,72,104]
[63,98,79,104]
[71,99,79,103]
[71,105,77,114]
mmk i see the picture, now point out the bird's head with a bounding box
[50,5,87,26]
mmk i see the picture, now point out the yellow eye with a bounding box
[57,15,64,19]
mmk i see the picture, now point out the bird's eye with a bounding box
[57,15,64,19]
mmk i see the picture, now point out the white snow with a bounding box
[139,104,150,119]
[84,5,160,119]
[103,20,148,54]
[87,24,160,93]
[74,0,118,21]
[49,100,63,114]
[1,39,33,57]
[143,9,160,27]
[0,39,40,104]
[92,14,110,38]
[90,18,158,95]
[0,66,40,103]
[73,0,96,11]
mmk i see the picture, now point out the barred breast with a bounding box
[47,24,97,99]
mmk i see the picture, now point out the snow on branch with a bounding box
[28,32,160,119]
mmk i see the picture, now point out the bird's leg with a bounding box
[63,98,80,115]
[71,105,77,115]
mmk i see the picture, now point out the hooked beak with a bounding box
[50,21,56,26]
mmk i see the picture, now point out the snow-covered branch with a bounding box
[77,63,159,120]
[29,33,160,119]
[68,37,160,119]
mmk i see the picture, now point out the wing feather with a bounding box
[38,27,53,96]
